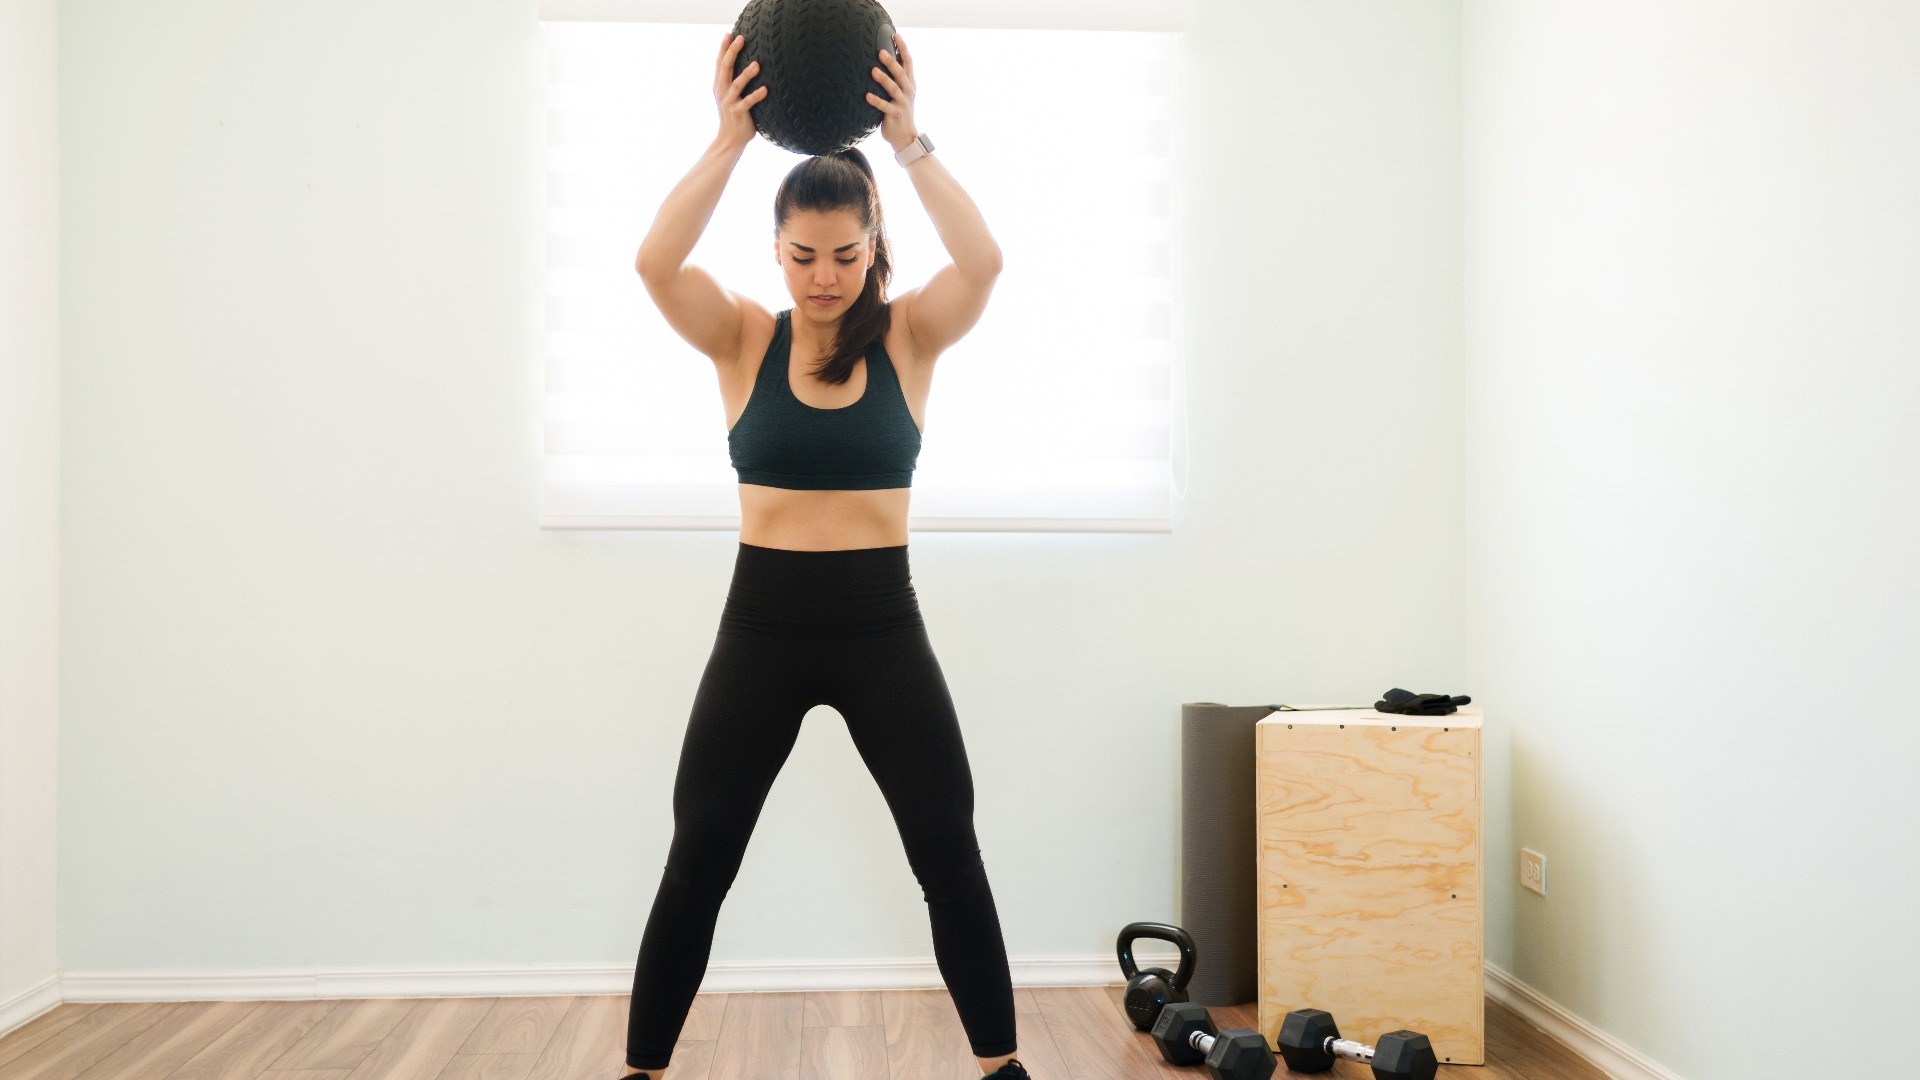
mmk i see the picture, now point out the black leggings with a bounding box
[625,541,1017,1071]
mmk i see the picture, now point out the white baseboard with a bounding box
[54,953,1123,1003]
[19,954,1678,1080]
[1484,961,1685,1080]
[0,974,63,1044]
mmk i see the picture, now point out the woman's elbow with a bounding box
[634,249,677,282]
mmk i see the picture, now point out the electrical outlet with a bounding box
[1520,848,1547,896]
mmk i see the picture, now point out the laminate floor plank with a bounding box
[50,1002,260,1080]
[268,999,418,1073]
[0,1006,101,1072]
[0,1001,182,1080]
[1031,986,1161,1080]
[519,995,624,1080]
[656,1038,715,1080]
[709,992,802,1080]
[801,990,882,1030]
[458,997,576,1059]
[0,987,1615,1080]
[678,993,727,1043]
[335,997,493,1080]
[1487,999,1607,1078]
[798,1024,888,1080]
[431,1049,540,1080]
[999,1003,1071,1080]
[881,987,977,1080]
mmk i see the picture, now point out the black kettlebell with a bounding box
[1117,921,1198,1032]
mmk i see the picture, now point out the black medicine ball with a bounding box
[728,0,899,156]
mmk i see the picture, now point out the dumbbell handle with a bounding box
[1320,1036,1376,1064]
[1188,1031,1218,1053]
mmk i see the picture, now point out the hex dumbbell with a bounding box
[1276,1009,1439,1080]
[1150,1001,1275,1080]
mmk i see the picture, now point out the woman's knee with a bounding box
[904,837,993,903]
[660,819,756,900]
[660,853,743,904]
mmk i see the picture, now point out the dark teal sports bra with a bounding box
[728,308,923,490]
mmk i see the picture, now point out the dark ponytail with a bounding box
[773,146,893,385]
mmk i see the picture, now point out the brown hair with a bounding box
[773,146,892,385]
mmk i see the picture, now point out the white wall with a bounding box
[0,0,63,1027]
[54,0,1463,987]
[31,0,1920,1073]
[1466,2,1920,1076]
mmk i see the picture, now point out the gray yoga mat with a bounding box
[1178,701,1275,1006]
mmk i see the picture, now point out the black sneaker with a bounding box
[983,1059,1031,1079]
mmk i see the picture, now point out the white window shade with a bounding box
[540,19,1185,531]
[538,0,1185,33]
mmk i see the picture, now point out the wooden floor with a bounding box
[0,984,1607,1080]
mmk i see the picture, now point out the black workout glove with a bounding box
[1375,687,1472,715]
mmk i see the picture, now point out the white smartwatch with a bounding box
[894,131,934,167]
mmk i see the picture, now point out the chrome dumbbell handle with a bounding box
[1188,1031,1217,1053]
[1326,1036,1375,1064]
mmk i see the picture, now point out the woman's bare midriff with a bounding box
[737,485,911,550]
[724,302,930,553]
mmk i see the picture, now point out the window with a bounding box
[540,4,1185,530]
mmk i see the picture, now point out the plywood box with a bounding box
[1255,705,1484,1066]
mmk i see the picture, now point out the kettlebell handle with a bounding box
[1115,921,1197,990]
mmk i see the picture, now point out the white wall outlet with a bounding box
[1520,848,1547,895]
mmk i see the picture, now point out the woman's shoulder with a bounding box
[726,297,787,369]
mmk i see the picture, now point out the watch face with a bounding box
[921,133,934,152]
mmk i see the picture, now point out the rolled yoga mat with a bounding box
[1178,701,1277,1005]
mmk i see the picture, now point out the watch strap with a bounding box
[894,132,934,167]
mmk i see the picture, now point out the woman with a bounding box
[619,29,1026,1080]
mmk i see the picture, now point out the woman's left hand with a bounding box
[866,32,919,153]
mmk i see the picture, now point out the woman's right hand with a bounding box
[714,32,767,150]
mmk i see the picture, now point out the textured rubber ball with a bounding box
[729,0,899,155]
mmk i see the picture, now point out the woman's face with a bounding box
[775,208,871,318]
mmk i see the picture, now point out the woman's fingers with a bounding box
[731,58,760,93]
[877,44,913,97]
[713,33,735,92]
[728,84,766,113]
[716,33,743,80]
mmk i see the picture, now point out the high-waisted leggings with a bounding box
[624,541,1018,1071]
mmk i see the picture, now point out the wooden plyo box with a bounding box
[1255,706,1484,1066]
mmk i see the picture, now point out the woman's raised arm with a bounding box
[867,32,1003,362]
[633,32,768,362]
